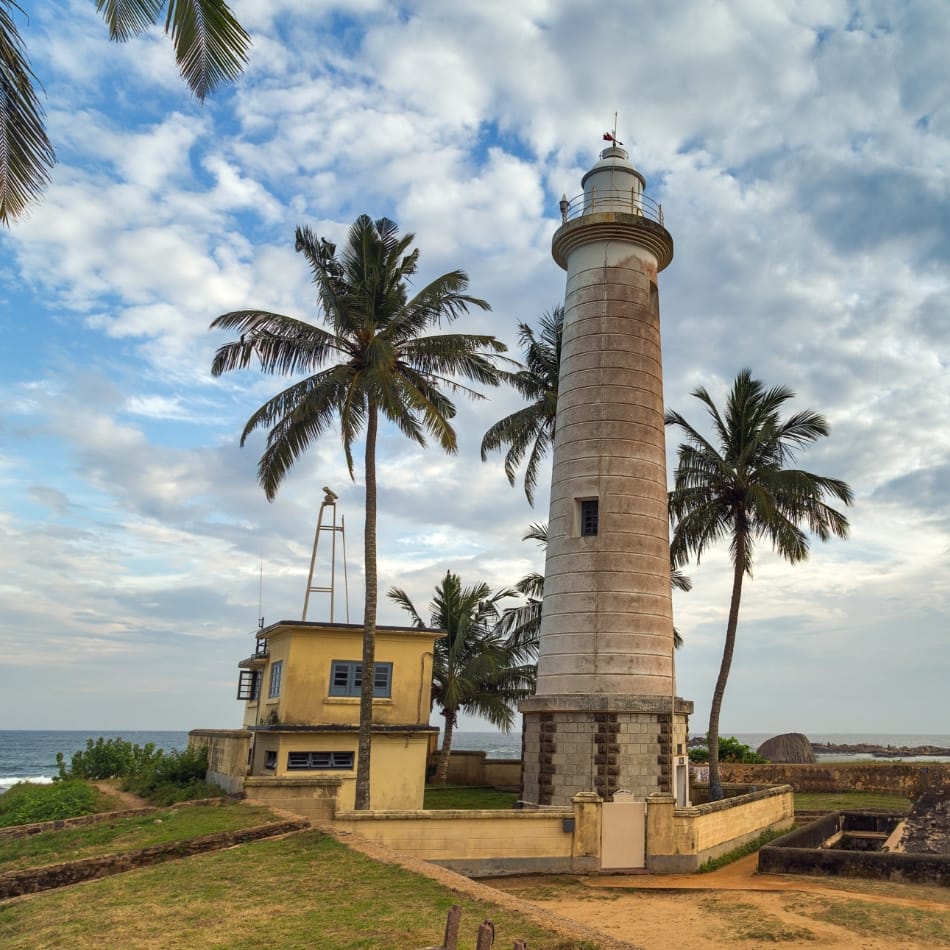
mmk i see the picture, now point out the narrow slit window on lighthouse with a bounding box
[580,499,599,536]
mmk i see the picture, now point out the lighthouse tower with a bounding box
[520,141,693,806]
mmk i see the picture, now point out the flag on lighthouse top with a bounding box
[603,131,624,146]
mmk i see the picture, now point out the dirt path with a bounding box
[483,854,950,950]
[90,781,151,811]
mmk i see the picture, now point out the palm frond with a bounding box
[210,310,339,376]
[96,0,164,40]
[163,0,250,101]
[0,1,55,224]
[481,304,562,503]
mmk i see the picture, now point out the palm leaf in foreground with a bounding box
[1,0,248,224]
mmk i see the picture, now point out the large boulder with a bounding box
[757,732,816,763]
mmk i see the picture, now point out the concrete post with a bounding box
[645,792,676,869]
[571,791,603,872]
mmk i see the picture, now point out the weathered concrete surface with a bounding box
[899,787,950,855]
[758,811,950,886]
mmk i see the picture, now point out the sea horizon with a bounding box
[4,728,950,794]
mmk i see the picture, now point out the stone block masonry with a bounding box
[521,695,692,805]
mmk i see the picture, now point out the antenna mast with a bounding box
[302,487,350,622]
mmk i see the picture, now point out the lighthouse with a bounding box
[520,140,693,806]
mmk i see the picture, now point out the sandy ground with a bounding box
[482,853,950,949]
[323,824,950,950]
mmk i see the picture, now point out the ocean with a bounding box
[3,730,949,794]
[0,731,190,795]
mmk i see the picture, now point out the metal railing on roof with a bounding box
[559,189,665,226]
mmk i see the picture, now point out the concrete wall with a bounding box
[719,762,950,797]
[334,807,578,877]
[332,787,788,877]
[646,785,795,872]
[189,729,250,794]
[243,776,341,821]
[442,751,521,790]
[484,759,522,790]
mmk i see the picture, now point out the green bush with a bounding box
[56,737,161,781]
[688,736,769,764]
[0,780,102,827]
[122,746,212,804]
[56,738,214,806]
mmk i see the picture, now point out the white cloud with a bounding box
[1,0,948,733]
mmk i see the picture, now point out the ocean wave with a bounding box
[0,775,55,792]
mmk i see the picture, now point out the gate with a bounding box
[600,793,646,869]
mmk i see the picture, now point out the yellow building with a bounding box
[193,620,440,813]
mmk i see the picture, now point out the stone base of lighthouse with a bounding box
[520,695,694,805]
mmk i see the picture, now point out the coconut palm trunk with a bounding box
[435,711,456,784]
[355,406,378,810]
[707,532,746,801]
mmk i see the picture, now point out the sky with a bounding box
[1,0,948,737]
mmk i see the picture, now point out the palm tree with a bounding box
[210,215,506,808]
[480,306,562,505]
[666,369,853,801]
[388,571,536,784]
[1,0,249,224]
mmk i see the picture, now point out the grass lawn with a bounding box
[0,803,278,872]
[423,787,913,814]
[794,790,912,813]
[424,785,520,810]
[0,831,598,950]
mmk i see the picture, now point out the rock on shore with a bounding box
[811,741,950,758]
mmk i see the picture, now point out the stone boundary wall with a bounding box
[0,819,309,900]
[759,812,950,886]
[190,728,251,795]
[0,797,228,843]
[447,755,950,799]
[719,762,950,797]
[0,806,156,842]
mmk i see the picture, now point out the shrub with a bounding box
[0,780,102,827]
[56,737,161,781]
[688,736,769,764]
[56,739,214,806]
[122,746,212,804]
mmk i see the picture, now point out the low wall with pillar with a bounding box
[189,729,251,795]
[243,776,341,821]
[646,785,795,872]
[334,793,601,877]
